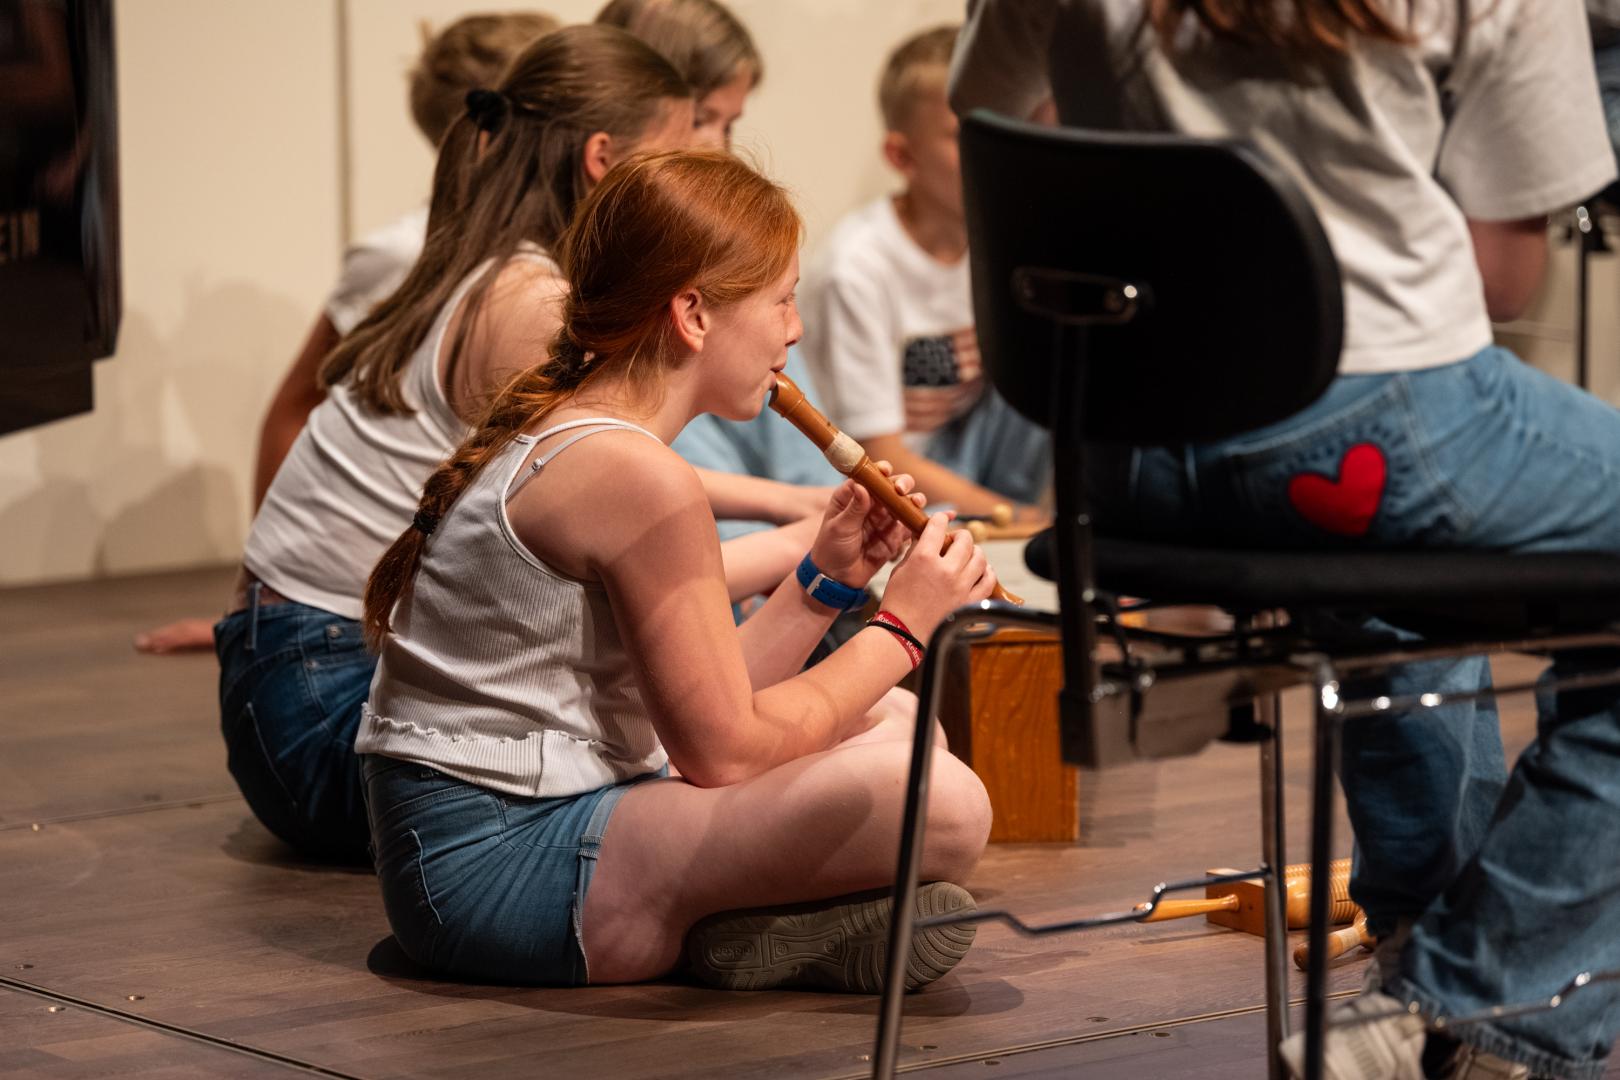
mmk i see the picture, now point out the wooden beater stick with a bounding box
[1292,913,1372,971]
[767,374,1023,606]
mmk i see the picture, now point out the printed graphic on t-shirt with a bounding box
[901,326,983,434]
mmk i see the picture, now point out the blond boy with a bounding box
[800,25,1049,521]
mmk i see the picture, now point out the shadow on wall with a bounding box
[0,280,305,585]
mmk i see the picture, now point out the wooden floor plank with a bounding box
[0,567,237,826]
[0,984,308,1079]
[0,735,1368,1079]
[0,568,1571,1079]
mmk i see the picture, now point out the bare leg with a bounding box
[580,708,989,984]
[838,688,948,750]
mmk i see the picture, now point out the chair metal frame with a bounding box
[871,595,1620,1080]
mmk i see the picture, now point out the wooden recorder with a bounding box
[767,374,1023,606]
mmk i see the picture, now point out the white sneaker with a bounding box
[1437,1044,1530,1080]
[1279,991,1427,1080]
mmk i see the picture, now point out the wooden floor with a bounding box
[0,566,1586,1078]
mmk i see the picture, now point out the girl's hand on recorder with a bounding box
[879,511,997,643]
[807,461,920,589]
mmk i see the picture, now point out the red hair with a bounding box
[362,150,801,648]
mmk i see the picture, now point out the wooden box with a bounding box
[937,628,1079,843]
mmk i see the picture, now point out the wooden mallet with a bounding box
[1136,858,1370,967]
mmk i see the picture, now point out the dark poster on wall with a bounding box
[0,0,121,435]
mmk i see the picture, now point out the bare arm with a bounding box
[696,467,835,525]
[542,452,905,788]
[730,469,927,689]
[863,432,1040,521]
[447,258,569,423]
[1467,216,1550,323]
[253,313,340,508]
[715,516,819,603]
[514,440,985,788]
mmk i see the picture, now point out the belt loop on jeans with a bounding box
[246,580,263,654]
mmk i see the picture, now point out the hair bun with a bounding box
[464,88,510,133]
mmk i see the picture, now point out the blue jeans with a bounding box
[214,589,374,862]
[1100,347,1620,1077]
[360,753,658,984]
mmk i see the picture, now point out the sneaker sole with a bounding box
[686,882,977,993]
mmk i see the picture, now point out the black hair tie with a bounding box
[413,509,441,536]
[465,88,510,133]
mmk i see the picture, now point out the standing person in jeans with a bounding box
[953,1,1619,1077]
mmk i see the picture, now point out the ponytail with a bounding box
[319,25,688,414]
[1147,0,1415,56]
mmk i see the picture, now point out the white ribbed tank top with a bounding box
[244,246,555,619]
[355,420,669,798]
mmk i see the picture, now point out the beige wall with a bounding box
[0,0,960,586]
[0,0,341,587]
[346,0,963,243]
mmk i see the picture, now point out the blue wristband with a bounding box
[796,552,869,612]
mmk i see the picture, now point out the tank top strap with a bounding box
[505,418,662,502]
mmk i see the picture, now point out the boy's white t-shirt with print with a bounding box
[801,196,984,447]
[949,0,1616,376]
[324,206,430,335]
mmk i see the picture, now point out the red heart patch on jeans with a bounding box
[1286,443,1387,537]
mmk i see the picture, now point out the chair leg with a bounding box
[1304,668,1343,1080]
[871,602,1059,1079]
[871,612,970,1080]
[1258,691,1289,1079]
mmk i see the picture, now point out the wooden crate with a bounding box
[938,628,1079,842]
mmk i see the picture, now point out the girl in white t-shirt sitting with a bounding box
[213,26,695,863]
[357,150,995,990]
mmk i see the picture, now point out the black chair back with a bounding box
[960,110,1343,444]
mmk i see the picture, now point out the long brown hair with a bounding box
[595,0,762,95]
[362,150,801,648]
[1147,0,1414,54]
[320,24,689,414]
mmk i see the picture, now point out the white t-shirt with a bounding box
[800,196,984,444]
[244,247,562,619]
[950,0,1617,375]
[323,206,430,336]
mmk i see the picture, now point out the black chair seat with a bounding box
[1025,530,1620,633]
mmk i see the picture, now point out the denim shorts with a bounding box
[360,753,658,985]
[215,590,374,861]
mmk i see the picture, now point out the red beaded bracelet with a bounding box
[867,610,925,670]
